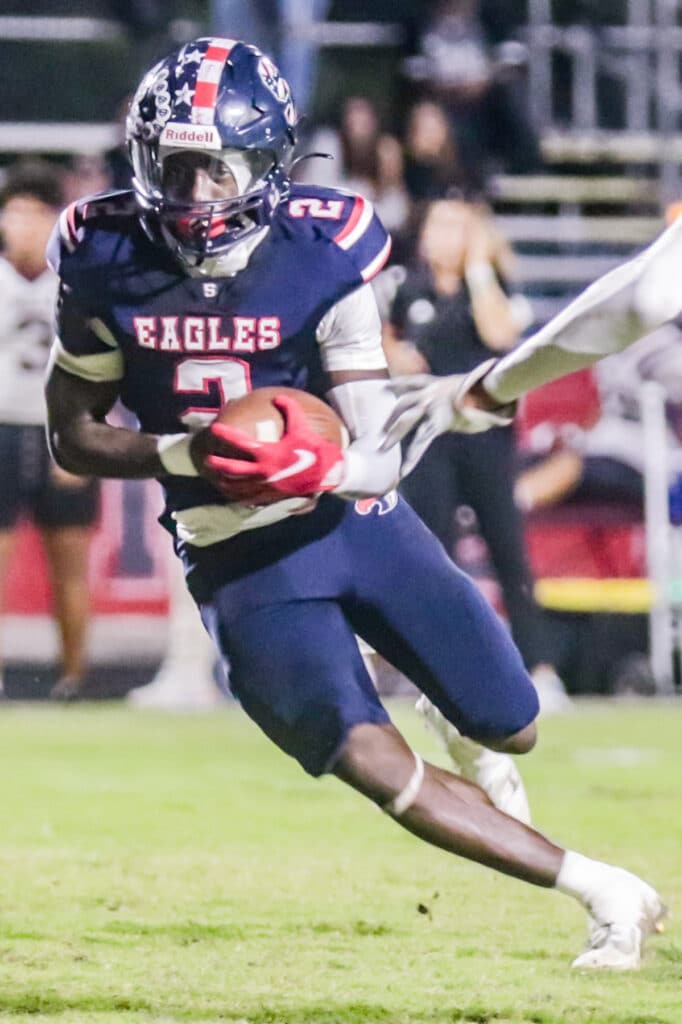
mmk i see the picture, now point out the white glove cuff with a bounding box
[334,445,401,498]
[157,433,199,477]
[460,358,516,422]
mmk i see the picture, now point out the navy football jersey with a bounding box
[49,185,391,540]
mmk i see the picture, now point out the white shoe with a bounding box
[416,696,532,824]
[531,665,573,716]
[127,669,221,710]
[572,868,667,970]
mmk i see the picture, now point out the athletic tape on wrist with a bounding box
[157,433,199,477]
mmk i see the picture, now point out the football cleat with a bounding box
[530,664,573,716]
[416,695,532,824]
[572,868,667,970]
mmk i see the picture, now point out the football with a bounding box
[215,387,347,447]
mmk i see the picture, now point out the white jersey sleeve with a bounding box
[316,283,388,373]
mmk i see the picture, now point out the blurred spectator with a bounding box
[515,324,682,515]
[0,162,99,701]
[404,0,542,187]
[402,99,471,202]
[516,200,682,516]
[298,96,409,236]
[63,155,111,206]
[385,198,568,710]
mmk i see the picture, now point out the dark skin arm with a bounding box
[46,364,164,478]
[45,362,389,480]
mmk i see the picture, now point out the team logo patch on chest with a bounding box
[132,315,281,353]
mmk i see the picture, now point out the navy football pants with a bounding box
[191,496,539,776]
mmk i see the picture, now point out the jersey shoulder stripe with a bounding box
[48,189,139,273]
[333,194,373,249]
[284,184,391,284]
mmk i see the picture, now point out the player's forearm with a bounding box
[49,415,165,478]
[328,378,401,498]
[482,217,682,405]
[336,443,401,499]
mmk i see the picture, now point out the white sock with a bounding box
[555,850,609,907]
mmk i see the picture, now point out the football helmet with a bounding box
[127,37,298,267]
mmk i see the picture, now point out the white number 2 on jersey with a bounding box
[174,357,250,428]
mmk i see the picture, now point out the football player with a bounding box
[45,38,664,969]
[0,161,99,701]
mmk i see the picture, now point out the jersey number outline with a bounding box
[174,357,251,428]
[288,197,344,220]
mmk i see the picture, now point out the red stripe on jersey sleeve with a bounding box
[333,196,366,245]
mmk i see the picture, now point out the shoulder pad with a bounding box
[48,190,137,270]
[285,184,392,282]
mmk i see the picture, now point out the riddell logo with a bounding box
[160,124,221,150]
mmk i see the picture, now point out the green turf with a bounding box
[0,699,680,1023]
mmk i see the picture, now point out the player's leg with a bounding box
[333,719,665,970]
[200,584,664,968]
[0,424,26,698]
[415,694,531,823]
[35,459,99,701]
[345,497,541,751]
[200,596,393,776]
[42,526,91,697]
[0,529,18,698]
[400,446,533,818]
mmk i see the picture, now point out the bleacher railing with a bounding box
[527,0,682,201]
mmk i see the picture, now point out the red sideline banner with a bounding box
[4,478,170,616]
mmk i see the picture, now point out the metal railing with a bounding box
[526,0,682,200]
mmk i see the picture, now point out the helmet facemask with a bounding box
[131,144,286,268]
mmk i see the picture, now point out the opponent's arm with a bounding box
[384,215,682,472]
[482,213,682,404]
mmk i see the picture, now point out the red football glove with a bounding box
[205,394,346,501]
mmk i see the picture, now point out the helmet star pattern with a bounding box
[174,82,195,108]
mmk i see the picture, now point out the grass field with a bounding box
[0,699,681,1024]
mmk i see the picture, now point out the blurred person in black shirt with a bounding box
[385,198,568,712]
